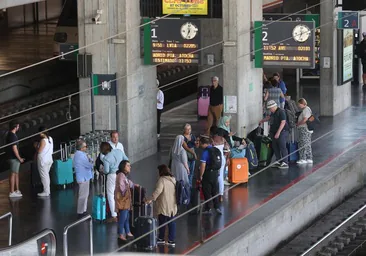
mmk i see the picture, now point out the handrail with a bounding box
[300,203,366,256]
[63,214,93,256]
[0,212,12,246]
[0,228,56,255]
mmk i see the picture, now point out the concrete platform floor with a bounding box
[0,86,366,255]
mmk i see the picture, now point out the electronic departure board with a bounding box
[255,21,315,68]
[143,18,201,65]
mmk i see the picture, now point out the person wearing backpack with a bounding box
[146,164,177,247]
[199,136,223,215]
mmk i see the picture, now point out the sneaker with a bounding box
[9,192,22,198]
[307,159,313,164]
[224,180,231,186]
[167,240,176,247]
[202,209,212,215]
[272,161,281,168]
[157,239,165,245]
[37,192,50,197]
[296,159,307,165]
[215,208,223,215]
[278,162,289,169]
[15,190,22,196]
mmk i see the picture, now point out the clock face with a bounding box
[180,22,198,40]
[292,24,311,43]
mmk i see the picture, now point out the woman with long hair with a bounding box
[36,126,54,197]
[146,164,177,247]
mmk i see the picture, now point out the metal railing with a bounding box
[300,203,366,256]
[63,214,93,256]
[0,229,56,256]
[0,212,12,246]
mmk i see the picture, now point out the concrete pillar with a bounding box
[78,0,157,163]
[222,0,263,136]
[319,0,351,116]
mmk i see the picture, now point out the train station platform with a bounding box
[1,85,366,255]
[0,23,55,71]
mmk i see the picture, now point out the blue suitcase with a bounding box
[92,174,107,222]
[52,143,74,187]
[134,203,157,250]
[287,129,299,163]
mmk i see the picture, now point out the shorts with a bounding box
[8,159,20,173]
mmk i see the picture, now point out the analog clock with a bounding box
[292,24,311,43]
[180,22,198,40]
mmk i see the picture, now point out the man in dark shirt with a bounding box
[199,136,222,215]
[206,76,223,135]
[6,121,24,198]
[358,32,366,87]
[259,100,289,169]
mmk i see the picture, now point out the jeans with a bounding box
[271,130,289,164]
[118,210,131,236]
[187,160,195,187]
[158,214,176,241]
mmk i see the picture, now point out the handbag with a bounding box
[306,111,320,131]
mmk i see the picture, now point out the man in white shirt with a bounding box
[109,131,125,153]
[157,79,164,138]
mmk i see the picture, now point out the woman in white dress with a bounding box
[170,135,190,187]
[37,126,54,197]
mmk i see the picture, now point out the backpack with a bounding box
[175,180,190,205]
[245,139,259,170]
[207,147,222,171]
[285,109,296,129]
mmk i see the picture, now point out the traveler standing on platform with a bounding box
[170,135,190,187]
[212,135,227,202]
[259,100,289,169]
[264,79,285,113]
[199,136,223,215]
[6,121,24,198]
[157,79,164,138]
[109,131,126,155]
[206,76,223,135]
[273,73,287,109]
[182,123,197,187]
[101,142,129,223]
[115,160,137,241]
[358,32,366,88]
[36,126,54,197]
[296,98,313,165]
[146,164,177,247]
[73,140,93,218]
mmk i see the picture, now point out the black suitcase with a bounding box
[134,203,157,250]
[130,186,147,231]
[31,161,42,188]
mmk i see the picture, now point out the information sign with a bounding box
[254,21,315,69]
[337,11,359,29]
[263,13,319,28]
[143,18,201,65]
[162,0,208,15]
[59,43,78,61]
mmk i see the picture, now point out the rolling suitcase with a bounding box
[197,86,210,117]
[229,158,249,184]
[258,136,273,167]
[92,174,107,222]
[134,203,157,250]
[130,186,147,231]
[287,129,299,163]
[52,143,74,188]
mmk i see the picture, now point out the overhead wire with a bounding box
[0,3,358,152]
[0,0,331,122]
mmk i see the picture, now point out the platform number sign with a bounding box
[337,11,359,29]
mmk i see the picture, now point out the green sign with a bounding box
[92,74,117,96]
[337,11,359,29]
[254,21,263,68]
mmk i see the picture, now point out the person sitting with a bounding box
[216,116,246,148]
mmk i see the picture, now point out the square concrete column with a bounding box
[222,0,263,136]
[78,0,157,163]
[319,0,351,116]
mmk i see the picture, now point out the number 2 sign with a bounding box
[338,11,359,30]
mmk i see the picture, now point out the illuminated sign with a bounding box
[254,21,315,68]
[338,29,354,85]
[143,18,201,65]
[162,0,208,15]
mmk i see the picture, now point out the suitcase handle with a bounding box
[144,202,153,217]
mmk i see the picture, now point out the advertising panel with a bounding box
[342,29,354,84]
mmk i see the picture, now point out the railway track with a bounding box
[273,188,366,256]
